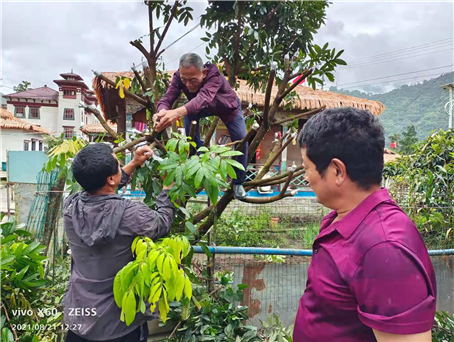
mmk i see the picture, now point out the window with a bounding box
[29,107,40,119]
[64,108,74,120]
[31,140,36,151]
[39,141,43,151]
[15,106,26,118]
[63,90,76,98]
[24,140,30,151]
[64,127,74,139]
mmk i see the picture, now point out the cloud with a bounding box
[2,1,453,95]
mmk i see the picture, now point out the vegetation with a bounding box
[331,72,453,143]
[383,129,454,248]
[1,216,67,342]
[389,125,418,155]
[13,81,31,93]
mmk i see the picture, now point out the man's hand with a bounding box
[152,109,167,129]
[131,145,153,168]
[154,107,187,132]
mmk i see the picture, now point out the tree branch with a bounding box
[255,131,293,180]
[233,2,243,75]
[82,104,119,139]
[241,171,295,203]
[247,169,305,188]
[131,66,148,94]
[155,1,179,57]
[148,2,155,55]
[2,303,19,341]
[236,127,257,155]
[263,68,276,128]
[130,40,151,62]
[273,106,325,126]
[277,69,312,103]
[203,117,220,147]
[94,72,148,107]
[245,165,304,187]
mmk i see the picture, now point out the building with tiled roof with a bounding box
[2,70,99,141]
[1,108,50,166]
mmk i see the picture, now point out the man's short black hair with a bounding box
[298,107,384,190]
[72,143,119,192]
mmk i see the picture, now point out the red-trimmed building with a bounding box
[3,71,98,140]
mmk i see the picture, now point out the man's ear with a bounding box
[331,158,347,186]
[106,175,116,186]
[202,68,207,78]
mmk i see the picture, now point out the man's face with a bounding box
[179,65,206,93]
[302,148,334,207]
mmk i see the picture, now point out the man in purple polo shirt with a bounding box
[153,52,248,199]
[294,107,436,342]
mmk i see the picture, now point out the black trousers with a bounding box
[65,323,148,342]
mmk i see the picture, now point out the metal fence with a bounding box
[193,247,454,326]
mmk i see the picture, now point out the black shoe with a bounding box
[233,184,247,199]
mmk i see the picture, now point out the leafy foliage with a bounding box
[113,235,193,325]
[200,1,341,89]
[133,133,244,209]
[384,129,454,248]
[432,311,454,342]
[42,135,87,193]
[166,283,259,342]
[1,217,47,312]
[389,125,418,155]
[258,314,293,342]
[13,81,31,92]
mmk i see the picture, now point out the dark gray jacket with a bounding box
[62,170,175,340]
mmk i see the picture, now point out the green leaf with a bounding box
[194,168,205,188]
[185,221,198,236]
[225,158,245,171]
[1,328,14,342]
[220,150,243,157]
[226,163,237,179]
[184,275,192,300]
[123,291,137,326]
[114,272,124,307]
[199,242,212,258]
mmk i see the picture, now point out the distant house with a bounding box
[80,121,117,143]
[2,71,99,140]
[0,108,50,169]
[1,92,7,109]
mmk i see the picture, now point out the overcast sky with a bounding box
[1,1,453,95]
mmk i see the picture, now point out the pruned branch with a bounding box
[148,2,155,55]
[82,104,119,140]
[233,1,243,75]
[274,106,325,126]
[247,169,305,188]
[155,1,179,57]
[113,136,149,154]
[130,40,151,61]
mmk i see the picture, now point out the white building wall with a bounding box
[1,129,47,163]
[57,90,83,136]
[6,100,59,134]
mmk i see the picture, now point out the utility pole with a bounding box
[441,83,453,129]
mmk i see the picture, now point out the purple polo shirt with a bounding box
[157,64,239,124]
[294,188,436,342]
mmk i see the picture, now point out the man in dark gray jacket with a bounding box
[62,143,175,342]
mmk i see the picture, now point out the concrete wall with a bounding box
[1,129,47,163]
